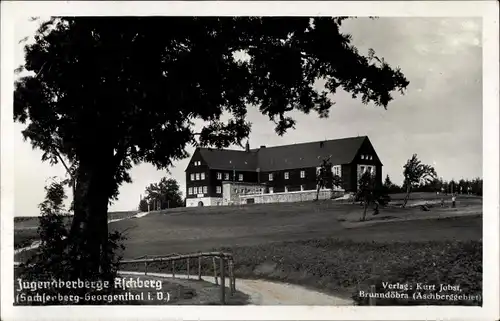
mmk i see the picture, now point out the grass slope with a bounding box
[14,211,139,249]
[14,196,482,306]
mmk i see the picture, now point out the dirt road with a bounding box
[120,271,353,305]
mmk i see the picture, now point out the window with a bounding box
[300,170,305,178]
[238,174,243,181]
[332,165,341,177]
[188,187,193,195]
[284,172,289,180]
[195,186,201,194]
[200,172,205,180]
[300,185,304,191]
[360,166,365,173]
[284,186,288,193]
[217,172,222,180]
[369,155,373,160]
[361,155,365,160]
[269,187,274,194]
[216,186,222,194]
[203,186,208,194]
[241,188,244,193]
[195,173,200,180]
[269,173,274,181]
[224,173,230,180]
[368,166,373,174]
[190,174,195,181]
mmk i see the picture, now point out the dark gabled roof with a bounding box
[256,136,366,171]
[198,148,258,171]
[189,136,369,172]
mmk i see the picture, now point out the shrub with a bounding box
[15,179,127,305]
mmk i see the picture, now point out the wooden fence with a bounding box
[120,251,236,305]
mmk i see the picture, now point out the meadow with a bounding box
[14,193,483,305]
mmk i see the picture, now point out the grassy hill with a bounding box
[14,210,139,249]
[14,194,482,305]
[110,197,481,257]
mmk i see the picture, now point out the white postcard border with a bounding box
[1,1,498,320]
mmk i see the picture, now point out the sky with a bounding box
[13,17,482,216]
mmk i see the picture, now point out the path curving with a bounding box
[119,270,353,306]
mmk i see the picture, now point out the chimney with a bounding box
[245,140,250,152]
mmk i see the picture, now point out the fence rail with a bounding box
[120,251,236,305]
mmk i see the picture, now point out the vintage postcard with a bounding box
[1,1,498,320]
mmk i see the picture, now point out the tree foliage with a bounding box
[14,17,409,276]
[383,174,401,193]
[138,198,149,212]
[143,177,184,210]
[401,154,437,207]
[356,171,378,221]
[16,179,125,305]
[315,156,343,201]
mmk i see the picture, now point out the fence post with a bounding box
[369,285,376,306]
[220,254,226,305]
[172,260,176,279]
[187,258,190,279]
[212,257,218,285]
[198,256,202,280]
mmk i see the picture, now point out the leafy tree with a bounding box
[356,171,377,221]
[449,179,457,194]
[315,156,343,201]
[14,17,409,277]
[401,154,437,207]
[470,177,483,196]
[138,198,149,212]
[383,174,400,193]
[383,174,393,188]
[144,177,184,210]
[458,179,467,194]
[17,178,125,305]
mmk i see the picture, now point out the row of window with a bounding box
[361,155,373,160]
[360,166,374,173]
[189,183,339,197]
[190,172,206,181]
[270,170,306,181]
[191,167,342,183]
[235,185,328,194]
[191,172,244,181]
[193,161,202,166]
[188,186,223,195]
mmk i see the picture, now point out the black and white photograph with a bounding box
[1,1,499,321]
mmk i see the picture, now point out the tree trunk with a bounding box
[68,151,113,281]
[402,185,411,208]
[361,201,368,221]
[315,184,321,201]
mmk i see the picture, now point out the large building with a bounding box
[184,136,382,207]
